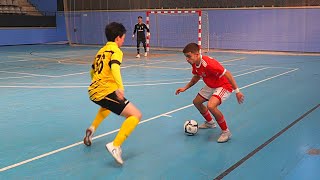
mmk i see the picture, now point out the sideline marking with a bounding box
[0,67,278,88]
[214,103,320,180]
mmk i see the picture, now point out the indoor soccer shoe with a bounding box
[83,128,94,146]
[106,142,124,165]
[199,121,217,129]
[144,52,148,57]
[217,130,232,143]
[136,54,140,58]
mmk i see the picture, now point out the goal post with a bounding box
[146,10,209,52]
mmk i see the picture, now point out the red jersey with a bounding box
[192,55,233,92]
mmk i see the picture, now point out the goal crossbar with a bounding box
[146,10,208,52]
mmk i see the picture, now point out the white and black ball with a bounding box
[184,120,198,136]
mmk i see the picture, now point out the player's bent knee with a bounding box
[207,100,219,110]
[133,110,142,121]
[193,98,202,106]
[121,103,142,120]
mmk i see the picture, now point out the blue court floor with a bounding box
[0,44,319,179]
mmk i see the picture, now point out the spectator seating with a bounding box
[0,0,25,15]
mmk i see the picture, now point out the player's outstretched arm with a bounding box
[175,75,200,95]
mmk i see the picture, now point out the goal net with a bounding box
[146,10,209,52]
[62,1,210,52]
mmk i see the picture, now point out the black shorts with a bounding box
[92,91,130,115]
[137,38,146,44]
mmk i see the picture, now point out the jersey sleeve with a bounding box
[133,24,137,34]
[144,24,150,32]
[110,50,123,64]
[110,50,124,90]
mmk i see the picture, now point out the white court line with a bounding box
[0,70,51,77]
[0,66,265,85]
[3,78,192,85]
[0,68,299,172]
[162,114,172,117]
[139,66,190,70]
[0,59,177,80]
[0,59,34,64]
[0,82,190,88]
[234,67,270,77]
[221,57,246,63]
[231,66,265,74]
[121,60,180,69]
[0,66,266,83]
[226,63,298,70]
[0,67,275,88]
[0,56,243,79]
[124,78,191,84]
[0,76,35,80]
[240,68,299,89]
[122,56,246,68]
[52,72,88,77]
[0,70,88,78]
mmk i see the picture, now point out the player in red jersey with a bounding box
[175,43,244,143]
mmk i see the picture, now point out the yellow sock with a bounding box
[91,108,111,130]
[113,116,139,147]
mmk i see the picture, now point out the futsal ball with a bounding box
[184,120,198,136]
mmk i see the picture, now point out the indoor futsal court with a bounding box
[1,0,320,180]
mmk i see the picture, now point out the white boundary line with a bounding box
[233,67,269,77]
[0,76,35,80]
[221,57,246,63]
[225,63,298,70]
[0,68,299,172]
[137,66,190,70]
[240,68,298,89]
[0,67,272,88]
[0,70,88,78]
[0,58,182,80]
[5,78,191,85]
[0,59,34,64]
[1,66,267,85]
[0,55,245,80]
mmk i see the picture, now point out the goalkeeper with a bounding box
[132,16,150,58]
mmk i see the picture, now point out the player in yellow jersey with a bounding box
[83,22,142,165]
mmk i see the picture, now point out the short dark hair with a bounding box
[183,43,200,54]
[104,22,127,42]
[138,16,142,19]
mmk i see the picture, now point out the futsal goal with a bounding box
[63,5,209,52]
[146,10,209,52]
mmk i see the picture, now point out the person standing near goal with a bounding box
[175,43,244,143]
[83,22,142,165]
[132,16,150,58]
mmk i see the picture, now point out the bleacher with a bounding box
[0,0,26,15]
[0,0,56,27]
[0,0,43,16]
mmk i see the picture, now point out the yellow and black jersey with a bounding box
[88,42,124,101]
